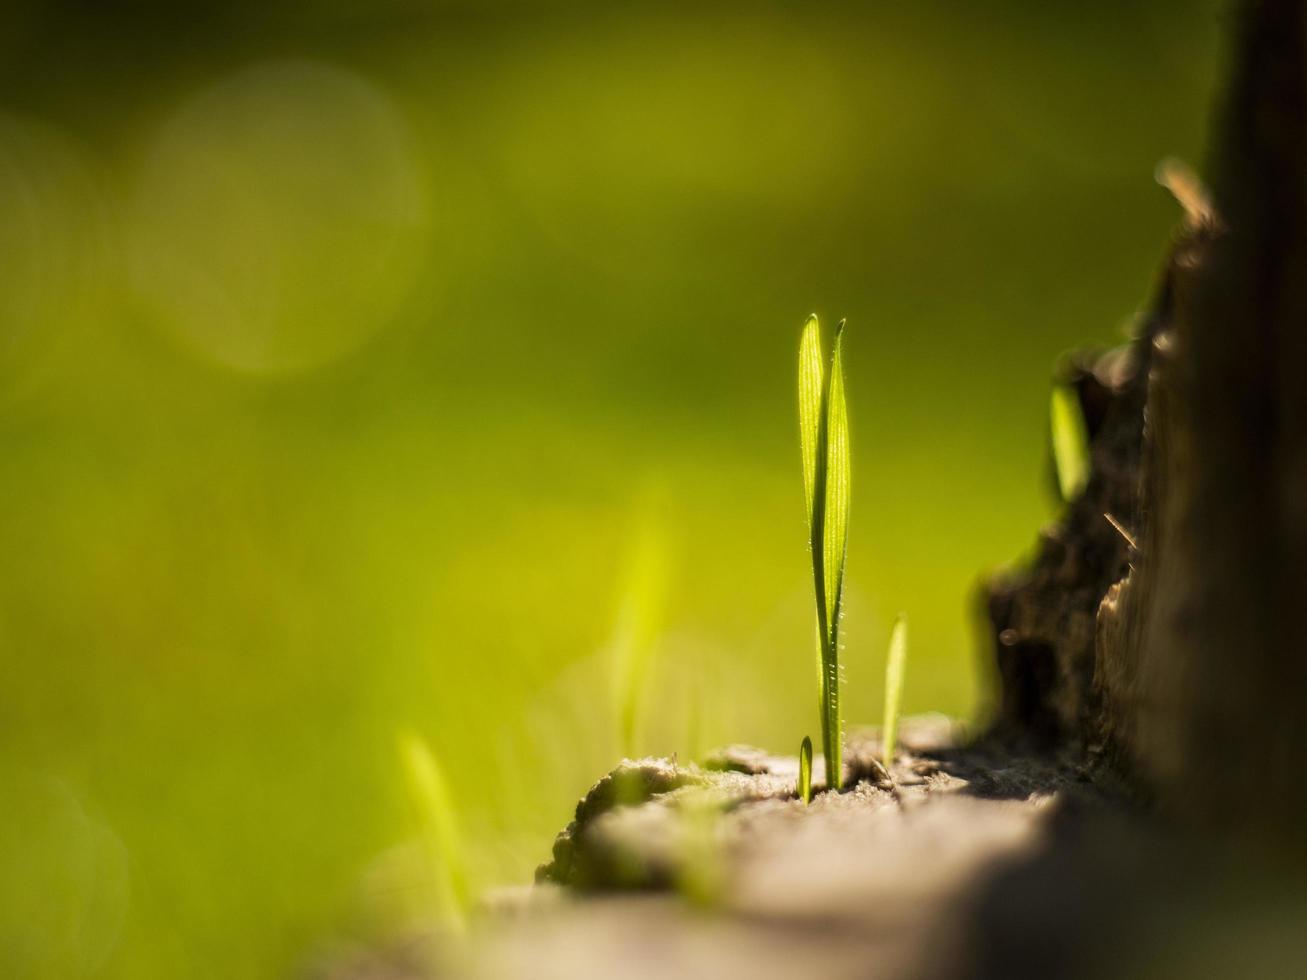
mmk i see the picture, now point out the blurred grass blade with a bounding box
[798,314,825,526]
[397,731,470,931]
[799,735,813,804]
[1050,384,1090,501]
[675,789,726,908]
[882,614,908,770]
[609,495,670,758]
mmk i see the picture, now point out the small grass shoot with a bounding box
[1050,384,1090,501]
[799,735,813,804]
[397,731,471,931]
[882,614,908,771]
[798,314,851,794]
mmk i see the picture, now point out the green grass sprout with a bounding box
[798,314,851,794]
[397,731,471,931]
[882,613,908,771]
[1050,383,1090,501]
[799,735,813,804]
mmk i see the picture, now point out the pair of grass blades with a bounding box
[798,315,851,800]
[797,316,907,804]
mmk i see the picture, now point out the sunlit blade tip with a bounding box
[1154,156,1217,230]
[798,314,827,525]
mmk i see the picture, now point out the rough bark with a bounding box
[994,0,1307,842]
[1099,0,1307,838]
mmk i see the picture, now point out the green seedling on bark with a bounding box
[798,314,851,794]
[882,613,908,770]
[1050,384,1090,501]
[799,735,813,804]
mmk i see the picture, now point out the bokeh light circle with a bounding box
[130,60,430,375]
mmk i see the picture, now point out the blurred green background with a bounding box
[0,0,1222,976]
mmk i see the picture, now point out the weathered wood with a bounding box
[1088,0,1307,840]
[989,0,1307,845]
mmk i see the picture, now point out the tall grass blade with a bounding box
[823,323,850,647]
[675,788,726,908]
[1050,384,1090,501]
[609,499,670,758]
[397,731,470,931]
[820,322,850,788]
[799,735,813,804]
[882,613,908,770]
[799,316,850,794]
